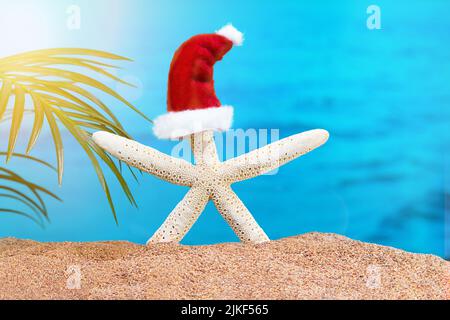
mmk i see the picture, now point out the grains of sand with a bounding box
[0,233,448,300]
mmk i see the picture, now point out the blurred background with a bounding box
[0,0,448,258]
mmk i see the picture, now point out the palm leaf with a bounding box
[0,81,12,119]
[26,96,45,154]
[0,153,60,226]
[0,152,56,171]
[0,48,150,221]
[0,209,42,226]
[51,108,137,223]
[0,48,132,64]
[42,102,64,184]
[6,86,25,162]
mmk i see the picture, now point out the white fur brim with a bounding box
[153,106,233,139]
[216,24,244,46]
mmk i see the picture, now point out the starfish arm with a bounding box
[222,129,329,182]
[190,131,219,164]
[211,186,269,243]
[92,131,196,186]
[147,187,209,244]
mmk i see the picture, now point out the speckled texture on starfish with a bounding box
[93,129,329,244]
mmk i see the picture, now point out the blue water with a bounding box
[0,0,449,258]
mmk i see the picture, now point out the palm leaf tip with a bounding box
[5,87,25,163]
[0,154,60,226]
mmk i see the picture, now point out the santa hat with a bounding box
[153,24,244,139]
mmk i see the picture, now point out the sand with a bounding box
[0,233,448,300]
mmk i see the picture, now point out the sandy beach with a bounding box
[0,233,448,300]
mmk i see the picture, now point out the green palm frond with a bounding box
[0,48,151,222]
[0,153,60,227]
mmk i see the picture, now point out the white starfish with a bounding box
[92,129,329,244]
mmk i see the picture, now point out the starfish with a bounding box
[93,129,329,244]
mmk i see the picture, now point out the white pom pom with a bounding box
[216,23,244,46]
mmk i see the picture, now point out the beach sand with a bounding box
[0,233,448,300]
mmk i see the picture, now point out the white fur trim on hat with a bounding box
[153,106,234,139]
[216,24,244,46]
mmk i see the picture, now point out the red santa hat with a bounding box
[153,24,244,139]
